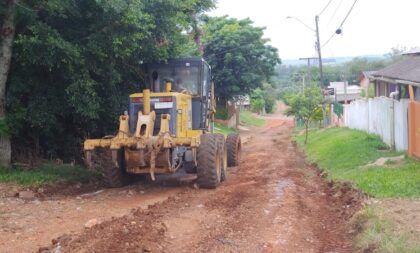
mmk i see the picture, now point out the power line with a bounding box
[327,0,344,26]
[321,30,337,48]
[337,0,359,29]
[321,0,359,48]
[318,0,333,16]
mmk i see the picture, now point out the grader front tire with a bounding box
[91,148,130,188]
[197,134,221,189]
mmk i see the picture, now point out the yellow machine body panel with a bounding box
[129,92,202,138]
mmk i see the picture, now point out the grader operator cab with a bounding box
[84,57,241,188]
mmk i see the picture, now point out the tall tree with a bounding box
[5,0,214,163]
[0,0,16,166]
[203,16,280,103]
[284,86,323,144]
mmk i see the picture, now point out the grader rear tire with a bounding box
[91,148,130,188]
[226,133,241,167]
[214,134,228,182]
[197,134,221,189]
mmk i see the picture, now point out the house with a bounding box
[234,95,250,110]
[327,81,361,103]
[371,50,420,158]
[372,50,420,100]
[358,71,376,95]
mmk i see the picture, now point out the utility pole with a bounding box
[344,81,348,104]
[315,16,324,88]
[288,16,324,87]
[302,75,305,93]
[299,57,318,84]
[288,15,327,126]
[315,15,328,127]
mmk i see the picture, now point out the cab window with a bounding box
[149,65,200,95]
[202,64,210,97]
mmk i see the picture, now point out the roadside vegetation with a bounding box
[249,83,278,114]
[296,127,420,252]
[214,122,237,136]
[215,110,265,136]
[0,164,99,187]
[296,127,419,198]
[239,111,265,128]
[284,85,324,144]
[355,206,420,253]
[203,17,280,106]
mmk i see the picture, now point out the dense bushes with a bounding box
[3,0,214,162]
[250,83,277,114]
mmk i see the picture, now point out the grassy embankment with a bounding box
[296,127,420,252]
[0,164,99,187]
[239,110,265,127]
[214,122,237,136]
[296,128,419,198]
[214,110,265,136]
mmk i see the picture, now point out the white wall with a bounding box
[344,97,409,151]
[344,99,368,131]
[394,99,409,151]
[368,97,393,146]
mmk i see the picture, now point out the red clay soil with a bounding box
[33,107,362,253]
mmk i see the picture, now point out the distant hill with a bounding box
[282,54,387,66]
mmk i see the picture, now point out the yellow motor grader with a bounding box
[84,57,241,188]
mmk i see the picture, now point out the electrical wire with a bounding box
[327,0,344,26]
[321,30,337,48]
[321,0,359,48]
[318,0,333,16]
[337,0,359,29]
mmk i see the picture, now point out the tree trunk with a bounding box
[304,121,309,145]
[0,0,16,166]
[191,15,204,55]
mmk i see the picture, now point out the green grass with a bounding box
[356,206,420,253]
[296,127,420,198]
[344,161,420,198]
[0,163,99,187]
[214,122,237,136]
[239,111,265,127]
[215,105,228,120]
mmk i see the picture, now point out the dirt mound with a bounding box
[39,194,192,253]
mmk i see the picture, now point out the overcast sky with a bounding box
[209,0,420,60]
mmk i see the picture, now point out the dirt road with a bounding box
[1,106,360,253]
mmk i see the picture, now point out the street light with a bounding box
[286,16,315,32]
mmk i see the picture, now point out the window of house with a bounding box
[415,86,420,101]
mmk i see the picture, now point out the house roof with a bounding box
[403,47,420,55]
[362,70,377,79]
[372,56,420,84]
